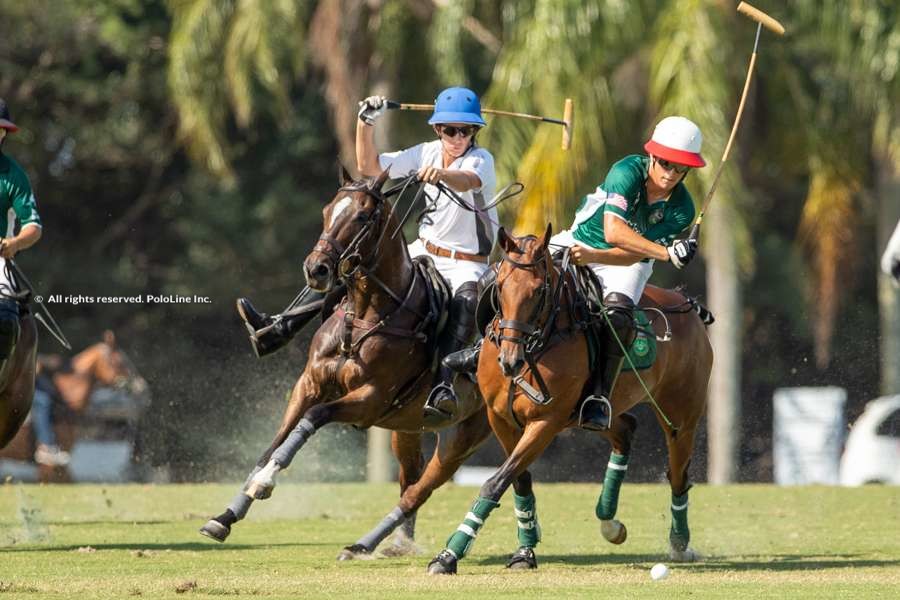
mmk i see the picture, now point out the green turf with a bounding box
[1,482,898,598]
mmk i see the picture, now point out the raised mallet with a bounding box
[689,2,785,242]
[386,98,574,151]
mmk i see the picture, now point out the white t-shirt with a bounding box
[379,140,498,256]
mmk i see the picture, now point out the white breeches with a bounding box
[549,229,653,303]
[407,239,490,295]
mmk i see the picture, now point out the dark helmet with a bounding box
[0,99,19,133]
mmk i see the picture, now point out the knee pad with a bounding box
[477,266,497,295]
[603,292,636,351]
[455,281,479,315]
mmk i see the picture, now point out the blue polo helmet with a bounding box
[428,87,486,127]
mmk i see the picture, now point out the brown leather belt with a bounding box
[421,239,489,264]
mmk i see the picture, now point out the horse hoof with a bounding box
[669,546,700,562]
[600,519,627,545]
[506,546,537,570]
[427,549,458,575]
[199,519,230,543]
[337,544,371,561]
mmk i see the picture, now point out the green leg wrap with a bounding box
[669,490,690,551]
[446,496,500,559]
[513,493,541,548]
[595,452,629,520]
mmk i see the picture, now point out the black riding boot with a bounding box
[236,287,329,357]
[578,293,636,431]
[423,282,478,427]
[0,299,20,375]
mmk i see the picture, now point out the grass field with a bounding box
[1,482,898,599]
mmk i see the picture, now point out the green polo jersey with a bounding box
[0,153,41,237]
[571,155,694,251]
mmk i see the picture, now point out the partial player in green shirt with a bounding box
[0,98,47,459]
[547,116,705,430]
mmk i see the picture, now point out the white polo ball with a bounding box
[650,563,670,580]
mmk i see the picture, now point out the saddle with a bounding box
[411,255,452,372]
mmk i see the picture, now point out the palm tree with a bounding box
[166,0,308,182]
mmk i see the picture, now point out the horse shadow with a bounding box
[0,541,325,553]
[475,552,900,571]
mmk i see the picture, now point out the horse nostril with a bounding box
[313,263,330,279]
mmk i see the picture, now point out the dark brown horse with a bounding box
[427,225,713,574]
[0,309,37,448]
[200,169,493,558]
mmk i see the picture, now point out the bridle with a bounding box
[490,238,572,410]
[493,240,553,354]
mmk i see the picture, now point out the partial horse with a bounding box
[0,306,36,449]
[0,330,148,481]
[428,226,713,574]
[200,169,492,558]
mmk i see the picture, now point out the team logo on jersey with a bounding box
[649,207,665,225]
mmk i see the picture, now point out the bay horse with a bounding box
[0,330,148,481]
[427,225,713,574]
[200,168,492,558]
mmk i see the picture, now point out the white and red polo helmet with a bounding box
[643,116,705,168]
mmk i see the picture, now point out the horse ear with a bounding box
[102,330,116,348]
[542,222,553,250]
[338,164,353,185]
[373,168,390,191]
[498,227,517,253]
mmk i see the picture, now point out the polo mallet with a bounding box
[689,2,785,243]
[385,98,574,150]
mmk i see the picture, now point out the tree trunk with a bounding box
[877,156,900,396]
[706,202,742,483]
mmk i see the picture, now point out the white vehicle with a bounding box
[840,395,900,486]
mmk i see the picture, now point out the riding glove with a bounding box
[667,238,698,269]
[358,95,387,125]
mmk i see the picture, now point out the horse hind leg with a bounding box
[596,412,638,545]
[340,408,492,561]
[339,430,425,560]
[664,425,701,562]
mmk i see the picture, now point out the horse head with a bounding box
[494,223,553,377]
[303,166,392,292]
[74,330,148,396]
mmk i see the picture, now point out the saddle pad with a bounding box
[623,308,656,372]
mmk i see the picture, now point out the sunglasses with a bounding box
[655,158,691,174]
[439,125,478,139]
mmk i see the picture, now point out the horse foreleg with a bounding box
[339,408,492,560]
[427,419,561,575]
[596,412,638,545]
[246,384,376,499]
